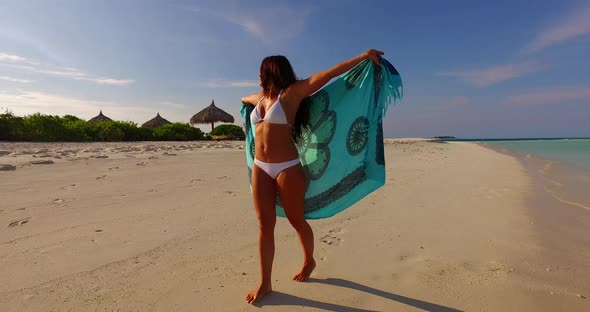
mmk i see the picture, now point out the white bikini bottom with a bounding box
[253,158,300,180]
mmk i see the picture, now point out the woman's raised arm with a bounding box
[241,91,263,106]
[290,49,384,101]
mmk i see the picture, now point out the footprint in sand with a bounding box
[320,234,342,246]
[50,199,68,209]
[191,178,204,183]
[90,155,109,159]
[329,228,343,235]
[96,175,108,180]
[8,218,30,228]
[320,228,345,246]
[30,160,55,165]
[223,191,237,196]
[108,167,119,171]
[0,164,16,171]
[216,176,228,179]
[136,162,147,166]
[60,184,78,190]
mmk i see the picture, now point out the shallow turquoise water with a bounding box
[445,138,590,171]
[484,139,590,171]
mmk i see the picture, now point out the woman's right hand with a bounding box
[362,49,384,65]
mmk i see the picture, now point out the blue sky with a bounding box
[1,0,589,138]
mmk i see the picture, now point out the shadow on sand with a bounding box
[257,278,462,312]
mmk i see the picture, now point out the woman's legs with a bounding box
[276,165,316,282]
[246,165,277,304]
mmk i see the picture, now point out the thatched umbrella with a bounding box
[190,100,234,132]
[88,110,113,123]
[142,113,172,128]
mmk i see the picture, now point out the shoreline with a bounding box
[479,143,590,305]
[481,142,590,211]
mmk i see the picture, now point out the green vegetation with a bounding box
[210,124,245,139]
[153,123,205,141]
[432,136,456,139]
[0,111,204,142]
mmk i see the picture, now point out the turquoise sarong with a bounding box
[240,57,403,219]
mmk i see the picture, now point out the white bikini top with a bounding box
[250,90,292,127]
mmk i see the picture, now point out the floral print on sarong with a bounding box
[296,90,336,181]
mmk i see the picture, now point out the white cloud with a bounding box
[437,61,547,87]
[524,5,590,54]
[0,76,33,83]
[0,90,133,118]
[507,86,590,106]
[194,5,310,43]
[0,90,202,124]
[4,64,86,79]
[87,78,135,86]
[201,79,259,88]
[0,52,134,86]
[0,52,39,65]
[0,53,27,63]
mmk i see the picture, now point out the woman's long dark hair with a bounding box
[259,55,310,143]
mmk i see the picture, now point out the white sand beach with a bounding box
[0,140,588,311]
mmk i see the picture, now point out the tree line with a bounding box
[0,111,244,142]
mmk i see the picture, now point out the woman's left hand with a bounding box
[362,49,384,65]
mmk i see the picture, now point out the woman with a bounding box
[241,49,384,304]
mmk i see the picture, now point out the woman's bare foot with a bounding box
[245,282,272,305]
[293,259,316,282]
